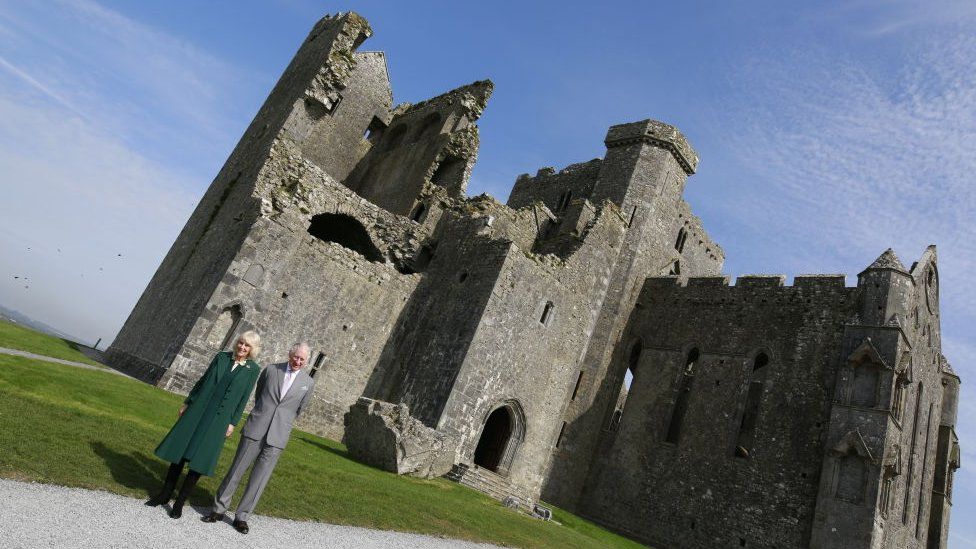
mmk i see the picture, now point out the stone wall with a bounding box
[578,274,857,548]
[344,82,491,216]
[107,13,381,383]
[434,203,627,497]
[540,121,725,511]
[576,248,958,549]
[157,139,426,440]
[810,247,959,549]
[508,159,603,213]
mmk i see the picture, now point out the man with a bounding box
[202,342,316,534]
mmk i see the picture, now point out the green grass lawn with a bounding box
[0,319,104,367]
[0,355,644,548]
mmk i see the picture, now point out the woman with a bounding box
[146,330,263,518]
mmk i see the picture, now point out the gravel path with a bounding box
[0,346,128,376]
[0,479,505,549]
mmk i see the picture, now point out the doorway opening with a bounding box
[473,401,525,475]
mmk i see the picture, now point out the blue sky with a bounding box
[0,0,973,544]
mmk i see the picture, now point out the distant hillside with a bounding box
[0,304,91,347]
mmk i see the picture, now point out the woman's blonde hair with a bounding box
[236,330,261,359]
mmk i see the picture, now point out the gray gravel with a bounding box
[0,346,127,377]
[0,479,505,548]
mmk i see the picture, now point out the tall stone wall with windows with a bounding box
[574,248,959,549]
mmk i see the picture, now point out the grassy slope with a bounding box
[0,355,644,548]
[0,319,103,367]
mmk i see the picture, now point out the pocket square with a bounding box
[301,385,308,390]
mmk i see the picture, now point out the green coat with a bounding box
[154,351,261,476]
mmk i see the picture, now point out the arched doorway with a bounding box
[208,304,242,351]
[473,401,525,475]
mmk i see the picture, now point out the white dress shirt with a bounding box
[281,368,298,397]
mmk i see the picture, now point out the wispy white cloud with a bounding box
[0,54,85,119]
[0,0,256,173]
[717,32,976,315]
[950,531,976,548]
[807,0,976,37]
[0,91,197,344]
[0,0,249,342]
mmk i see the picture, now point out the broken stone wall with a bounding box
[107,13,386,385]
[299,50,393,181]
[344,397,456,478]
[343,82,492,216]
[157,135,428,441]
[507,159,603,213]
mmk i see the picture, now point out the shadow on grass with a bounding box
[295,435,350,459]
[90,441,164,496]
[293,434,426,477]
[90,441,215,510]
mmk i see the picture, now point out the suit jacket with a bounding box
[155,351,261,475]
[242,362,315,449]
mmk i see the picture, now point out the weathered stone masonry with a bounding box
[576,249,958,548]
[108,11,959,548]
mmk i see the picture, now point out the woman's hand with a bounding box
[226,424,235,438]
[178,404,187,417]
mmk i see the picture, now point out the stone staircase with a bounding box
[444,464,533,510]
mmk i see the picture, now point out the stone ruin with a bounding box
[344,397,455,479]
[108,12,960,549]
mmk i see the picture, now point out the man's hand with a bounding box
[178,404,187,417]
[226,424,235,438]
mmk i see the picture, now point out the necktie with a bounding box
[282,369,296,396]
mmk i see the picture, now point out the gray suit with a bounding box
[213,362,315,521]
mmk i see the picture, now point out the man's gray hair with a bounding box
[289,342,311,357]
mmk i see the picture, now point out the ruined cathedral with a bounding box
[107,12,960,549]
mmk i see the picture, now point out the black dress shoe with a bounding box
[233,520,249,534]
[169,498,186,519]
[201,512,225,523]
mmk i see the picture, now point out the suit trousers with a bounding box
[212,435,282,522]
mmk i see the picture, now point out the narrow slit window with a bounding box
[571,371,584,400]
[309,352,325,378]
[409,202,427,223]
[903,384,924,523]
[556,190,573,212]
[540,301,555,325]
[735,352,769,458]
[666,348,699,443]
[675,227,688,253]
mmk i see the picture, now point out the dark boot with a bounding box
[169,470,200,519]
[145,462,182,507]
